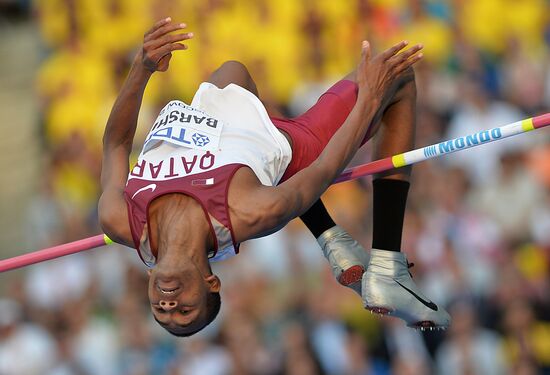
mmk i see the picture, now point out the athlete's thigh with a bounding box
[274,79,359,182]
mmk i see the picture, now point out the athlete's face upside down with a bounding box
[147,248,221,337]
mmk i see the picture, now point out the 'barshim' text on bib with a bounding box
[144,100,224,153]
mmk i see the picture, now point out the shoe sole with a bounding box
[408,321,445,330]
[365,305,394,315]
[337,265,364,289]
[364,305,448,330]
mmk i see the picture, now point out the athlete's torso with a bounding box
[124,82,292,267]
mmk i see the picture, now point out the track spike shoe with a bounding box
[317,226,369,295]
[362,249,451,329]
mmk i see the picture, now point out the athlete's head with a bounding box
[147,250,221,337]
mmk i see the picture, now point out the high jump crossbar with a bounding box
[1,113,549,273]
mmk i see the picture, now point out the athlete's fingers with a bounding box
[360,40,371,62]
[393,51,423,75]
[144,17,171,37]
[357,40,369,75]
[168,43,189,52]
[155,43,188,60]
[147,22,187,42]
[380,40,409,60]
[147,32,193,50]
[390,44,423,65]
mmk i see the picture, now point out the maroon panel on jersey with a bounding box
[271,79,374,183]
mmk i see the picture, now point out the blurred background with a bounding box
[1,0,550,374]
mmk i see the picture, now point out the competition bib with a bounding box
[143,100,224,153]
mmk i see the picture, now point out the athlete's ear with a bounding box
[204,274,221,292]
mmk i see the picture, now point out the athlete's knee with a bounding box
[389,67,416,105]
[210,60,258,96]
[217,60,250,76]
[398,67,416,95]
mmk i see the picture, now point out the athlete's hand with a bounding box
[140,17,193,73]
[356,40,423,103]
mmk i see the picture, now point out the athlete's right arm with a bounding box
[99,18,193,245]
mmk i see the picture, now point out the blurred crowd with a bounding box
[1,0,550,374]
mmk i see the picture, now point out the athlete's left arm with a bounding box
[235,41,423,241]
[99,18,193,245]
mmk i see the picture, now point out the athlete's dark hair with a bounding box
[155,291,221,337]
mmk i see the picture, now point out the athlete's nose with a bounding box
[159,300,178,311]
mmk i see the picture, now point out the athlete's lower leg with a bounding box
[300,199,335,238]
[361,69,451,329]
[371,69,416,253]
